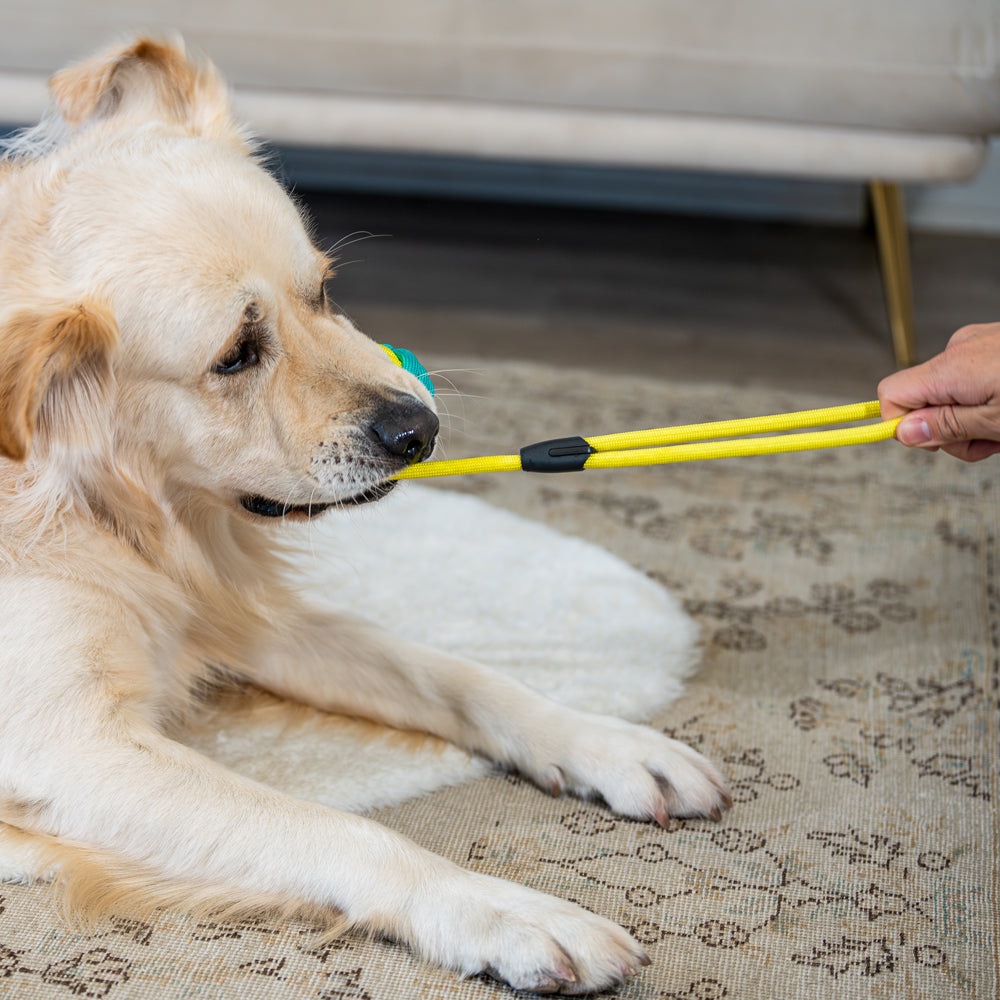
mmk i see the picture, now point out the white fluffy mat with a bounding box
[182,485,700,812]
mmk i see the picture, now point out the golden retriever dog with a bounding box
[0,37,729,995]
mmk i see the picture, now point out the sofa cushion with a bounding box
[0,1,997,136]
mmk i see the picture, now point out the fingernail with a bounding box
[897,417,932,445]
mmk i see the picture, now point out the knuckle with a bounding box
[949,323,985,345]
[935,406,966,442]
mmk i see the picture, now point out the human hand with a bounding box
[877,322,1000,462]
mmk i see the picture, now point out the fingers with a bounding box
[877,361,941,421]
[941,439,1000,462]
[877,321,1000,461]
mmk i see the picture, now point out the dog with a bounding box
[0,37,730,995]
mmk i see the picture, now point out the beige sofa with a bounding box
[1,2,998,364]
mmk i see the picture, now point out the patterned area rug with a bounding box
[1,358,996,1000]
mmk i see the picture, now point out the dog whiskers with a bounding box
[423,367,485,378]
[325,295,351,318]
[279,475,313,519]
[305,483,321,558]
[325,231,387,257]
[325,257,366,271]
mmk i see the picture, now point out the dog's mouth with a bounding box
[240,480,397,519]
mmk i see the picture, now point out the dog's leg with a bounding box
[1,588,651,994]
[246,608,730,823]
[14,720,653,993]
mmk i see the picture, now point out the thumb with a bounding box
[896,404,992,448]
[894,412,934,446]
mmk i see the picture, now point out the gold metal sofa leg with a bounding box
[869,180,917,368]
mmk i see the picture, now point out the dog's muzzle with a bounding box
[239,396,438,519]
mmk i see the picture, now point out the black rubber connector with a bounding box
[519,436,594,473]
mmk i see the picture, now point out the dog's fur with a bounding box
[0,38,729,994]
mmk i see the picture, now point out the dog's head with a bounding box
[0,38,437,523]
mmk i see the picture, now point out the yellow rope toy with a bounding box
[379,346,900,479]
[397,400,900,479]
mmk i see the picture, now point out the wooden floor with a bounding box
[301,190,997,399]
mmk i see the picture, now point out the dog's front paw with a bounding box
[407,870,649,994]
[525,710,731,825]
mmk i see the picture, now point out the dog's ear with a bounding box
[0,301,118,462]
[49,36,240,141]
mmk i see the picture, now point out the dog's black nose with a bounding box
[369,397,439,465]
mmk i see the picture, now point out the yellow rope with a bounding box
[583,418,900,469]
[393,453,522,479]
[584,401,883,451]
[392,401,900,479]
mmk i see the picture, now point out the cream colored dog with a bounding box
[0,38,729,995]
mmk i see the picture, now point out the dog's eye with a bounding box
[215,336,260,375]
